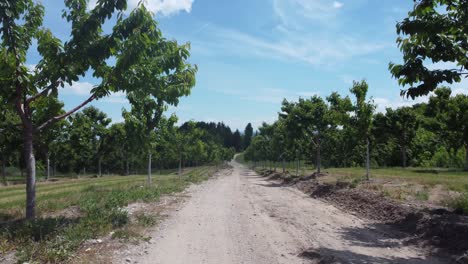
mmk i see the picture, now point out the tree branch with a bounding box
[26,80,60,104]
[35,94,96,132]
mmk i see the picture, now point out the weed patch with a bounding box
[135,213,157,227]
[449,193,468,214]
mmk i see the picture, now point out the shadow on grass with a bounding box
[0,212,16,223]
[0,216,80,242]
[411,168,462,174]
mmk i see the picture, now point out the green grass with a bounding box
[0,166,217,263]
[0,167,205,218]
[240,155,468,205]
[238,154,468,192]
[323,167,468,192]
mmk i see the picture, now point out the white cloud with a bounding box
[193,0,385,67]
[273,0,344,28]
[211,87,319,104]
[453,87,468,96]
[333,1,344,8]
[100,91,128,104]
[63,81,94,95]
[131,0,193,16]
[88,0,194,16]
[340,74,356,85]
[452,77,468,95]
[195,25,386,67]
[62,82,128,104]
[26,64,37,72]
[373,96,429,113]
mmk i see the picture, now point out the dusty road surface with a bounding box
[132,161,446,264]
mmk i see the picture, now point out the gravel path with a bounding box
[128,161,446,264]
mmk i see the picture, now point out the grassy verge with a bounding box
[323,167,468,192]
[0,166,217,263]
[239,154,468,212]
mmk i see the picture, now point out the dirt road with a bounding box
[132,161,446,264]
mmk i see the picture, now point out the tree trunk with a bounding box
[46,153,50,181]
[147,152,152,185]
[125,158,129,176]
[465,144,468,171]
[178,155,182,176]
[282,158,285,173]
[98,157,102,177]
[316,143,321,174]
[296,159,299,177]
[24,123,36,220]
[298,159,301,175]
[402,145,407,169]
[366,137,370,181]
[1,158,6,184]
[53,162,56,177]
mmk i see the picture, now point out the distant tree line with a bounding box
[180,121,254,152]
[244,84,468,172]
[0,103,237,179]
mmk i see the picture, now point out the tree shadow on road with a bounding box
[255,182,293,188]
[337,225,407,249]
[298,247,439,264]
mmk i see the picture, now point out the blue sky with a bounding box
[26,0,468,131]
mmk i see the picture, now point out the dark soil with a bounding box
[260,171,468,260]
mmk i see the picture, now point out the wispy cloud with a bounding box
[273,0,344,27]
[210,87,319,104]
[63,82,128,104]
[100,91,128,104]
[193,25,387,67]
[374,96,429,113]
[88,0,194,16]
[63,81,94,95]
[340,74,357,85]
[333,1,344,9]
[192,0,386,67]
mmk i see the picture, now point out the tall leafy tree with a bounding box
[350,81,375,180]
[448,94,468,170]
[32,97,66,180]
[0,0,196,219]
[243,123,253,150]
[68,106,111,176]
[232,129,242,152]
[270,121,289,172]
[389,0,468,98]
[325,92,354,167]
[385,107,419,168]
[100,123,127,175]
[425,88,468,169]
[281,96,330,173]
